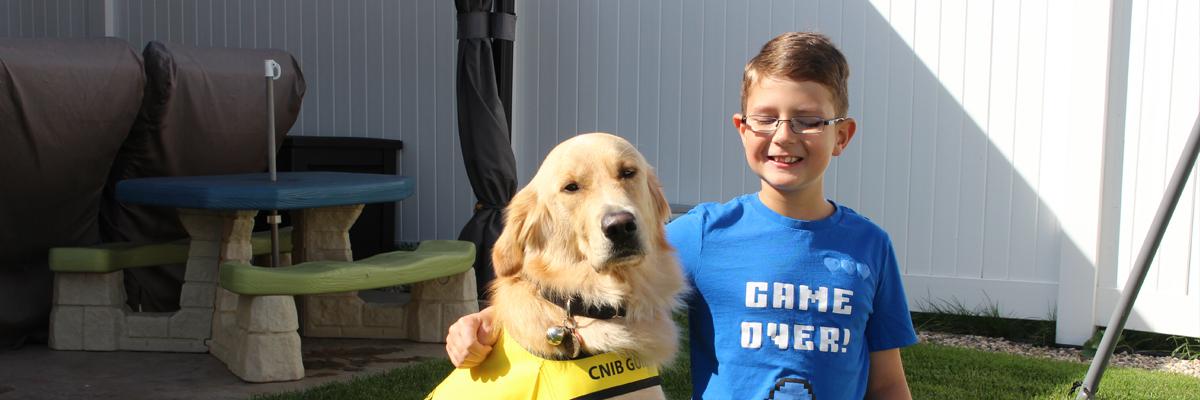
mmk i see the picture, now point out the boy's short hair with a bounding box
[741,32,850,117]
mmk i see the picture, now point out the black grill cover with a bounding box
[0,38,145,349]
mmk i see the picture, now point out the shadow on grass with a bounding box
[251,358,452,400]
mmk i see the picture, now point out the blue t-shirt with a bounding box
[667,194,918,400]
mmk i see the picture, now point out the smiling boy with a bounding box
[665,31,917,399]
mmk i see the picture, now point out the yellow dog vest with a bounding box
[426,331,661,399]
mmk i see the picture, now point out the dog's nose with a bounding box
[602,211,638,242]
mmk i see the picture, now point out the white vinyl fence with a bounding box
[510,0,1200,345]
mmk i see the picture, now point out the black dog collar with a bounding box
[540,290,627,320]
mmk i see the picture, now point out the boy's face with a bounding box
[733,77,856,198]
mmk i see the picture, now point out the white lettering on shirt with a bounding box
[767,323,790,349]
[819,326,840,353]
[833,288,854,315]
[797,285,828,313]
[794,325,814,350]
[740,322,762,349]
[772,283,795,309]
[746,282,768,308]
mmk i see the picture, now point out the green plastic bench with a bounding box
[49,228,293,273]
[210,240,478,382]
[218,240,474,295]
[48,228,295,353]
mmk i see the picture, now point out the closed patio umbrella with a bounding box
[455,0,516,301]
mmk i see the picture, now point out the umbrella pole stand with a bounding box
[1076,114,1200,399]
[267,210,280,268]
[265,60,282,268]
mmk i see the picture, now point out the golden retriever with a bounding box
[427,132,685,400]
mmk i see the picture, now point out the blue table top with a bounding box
[116,172,414,210]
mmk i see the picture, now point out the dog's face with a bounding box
[493,133,671,288]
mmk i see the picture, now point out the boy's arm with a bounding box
[445,306,498,368]
[865,348,912,400]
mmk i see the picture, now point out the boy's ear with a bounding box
[832,118,858,156]
[733,113,758,140]
[732,113,747,133]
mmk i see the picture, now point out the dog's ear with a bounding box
[647,169,673,250]
[647,168,671,224]
[493,188,544,277]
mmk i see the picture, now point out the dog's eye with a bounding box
[620,168,638,179]
[563,182,580,192]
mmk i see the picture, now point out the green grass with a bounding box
[255,339,1200,400]
[253,343,1200,400]
[255,290,1200,399]
[903,343,1200,399]
[257,309,1200,399]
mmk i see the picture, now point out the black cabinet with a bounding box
[266,136,405,260]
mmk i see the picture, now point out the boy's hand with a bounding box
[445,306,498,368]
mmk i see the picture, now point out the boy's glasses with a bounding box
[741,115,849,135]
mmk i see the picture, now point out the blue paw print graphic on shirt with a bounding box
[767,377,815,400]
[823,256,870,280]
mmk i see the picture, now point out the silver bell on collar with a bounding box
[546,326,567,346]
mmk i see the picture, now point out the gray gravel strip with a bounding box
[918,331,1200,378]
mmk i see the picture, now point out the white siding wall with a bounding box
[0,0,476,244]
[0,0,106,38]
[513,0,1071,323]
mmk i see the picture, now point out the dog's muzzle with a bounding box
[601,211,642,258]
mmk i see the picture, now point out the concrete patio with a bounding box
[0,337,447,400]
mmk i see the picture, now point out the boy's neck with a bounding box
[757,186,835,221]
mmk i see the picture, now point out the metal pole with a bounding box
[1077,115,1200,399]
[264,60,282,268]
[494,0,515,135]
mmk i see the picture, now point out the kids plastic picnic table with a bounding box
[115,171,413,369]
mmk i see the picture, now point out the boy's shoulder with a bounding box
[686,194,746,214]
[677,193,757,225]
[683,195,890,239]
[832,203,891,239]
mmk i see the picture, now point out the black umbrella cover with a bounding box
[455,0,517,301]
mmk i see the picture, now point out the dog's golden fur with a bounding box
[488,132,686,367]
